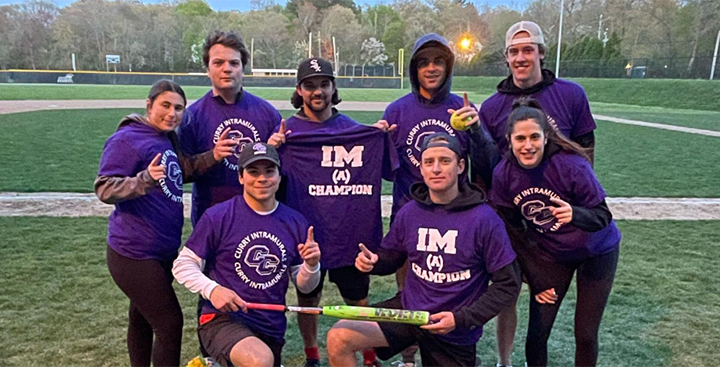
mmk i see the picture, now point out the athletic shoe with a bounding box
[364,360,383,367]
[304,358,321,367]
[391,361,413,367]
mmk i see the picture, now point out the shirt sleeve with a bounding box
[570,86,596,138]
[488,163,512,207]
[184,210,220,260]
[479,209,517,273]
[569,156,606,208]
[177,109,200,155]
[98,137,142,177]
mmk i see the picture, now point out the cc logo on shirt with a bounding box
[521,200,556,226]
[244,245,281,276]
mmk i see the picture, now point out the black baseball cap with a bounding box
[420,132,463,158]
[297,58,334,85]
[237,142,281,170]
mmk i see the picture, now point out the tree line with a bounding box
[0,0,718,78]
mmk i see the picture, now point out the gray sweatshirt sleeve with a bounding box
[94,170,157,204]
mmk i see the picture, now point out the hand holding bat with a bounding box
[147,153,166,181]
[213,127,236,161]
[549,196,573,224]
[420,311,456,334]
[298,226,320,268]
[268,119,291,148]
[355,243,378,273]
[209,285,247,313]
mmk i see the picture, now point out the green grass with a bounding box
[2,217,718,366]
[593,119,720,197]
[591,102,720,132]
[2,108,719,197]
[453,76,720,112]
[0,108,392,194]
[4,76,720,112]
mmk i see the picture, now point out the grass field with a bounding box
[1,108,719,197]
[2,76,719,111]
[2,217,718,366]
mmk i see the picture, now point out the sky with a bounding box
[0,0,525,12]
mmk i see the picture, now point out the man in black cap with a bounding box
[173,142,321,367]
[269,58,394,367]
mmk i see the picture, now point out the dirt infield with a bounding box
[1,192,719,220]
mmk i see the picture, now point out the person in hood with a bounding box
[483,21,599,367]
[95,79,234,367]
[489,98,620,367]
[326,133,520,367]
[268,57,397,367]
[373,33,501,366]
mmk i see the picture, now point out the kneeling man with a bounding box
[174,142,321,367]
[326,133,520,367]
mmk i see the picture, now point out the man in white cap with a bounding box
[480,21,599,367]
[479,21,597,164]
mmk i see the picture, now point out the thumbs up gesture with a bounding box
[447,92,479,130]
[298,226,320,268]
[147,153,166,181]
[355,243,378,273]
[268,119,291,148]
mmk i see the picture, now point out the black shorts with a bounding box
[197,313,283,367]
[297,266,370,301]
[372,295,477,367]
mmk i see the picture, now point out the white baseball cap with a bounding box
[505,21,545,49]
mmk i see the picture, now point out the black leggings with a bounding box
[107,246,184,367]
[523,247,619,367]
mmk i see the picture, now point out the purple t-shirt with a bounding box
[185,196,307,343]
[490,151,621,262]
[480,79,596,155]
[98,121,185,261]
[278,114,398,269]
[178,90,281,224]
[383,93,472,216]
[382,200,516,345]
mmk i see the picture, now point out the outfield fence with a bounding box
[0,70,401,88]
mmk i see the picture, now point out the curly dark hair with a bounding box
[202,30,250,69]
[290,82,342,109]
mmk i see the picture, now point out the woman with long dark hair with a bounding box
[490,98,620,367]
[95,79,233,366]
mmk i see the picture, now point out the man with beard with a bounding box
[269,57,395,367]
[479,21,598,367]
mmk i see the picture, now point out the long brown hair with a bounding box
[505,97,590,162]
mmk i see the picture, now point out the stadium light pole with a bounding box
[711,29,720,80]
[555,0,565,77]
